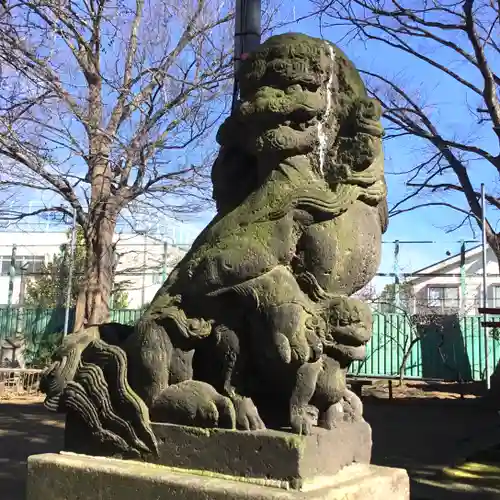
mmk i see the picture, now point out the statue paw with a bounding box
[290,404,319,435]
[319,401,344,430]
[234,397,266,431]
[151,380,237,429]
[341,389,363,423]
[320,389,363,429]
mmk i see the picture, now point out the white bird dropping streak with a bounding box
[316,42,336,177]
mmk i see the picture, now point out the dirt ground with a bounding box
[363,379,488,401]
[1,383,500,500]
[0,396,64,500]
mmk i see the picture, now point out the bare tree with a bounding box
[0,0,239,327]
[352,283,464,384]
[310,0,500,259]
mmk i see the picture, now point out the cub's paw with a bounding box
[341,389,363,423]
[290,404,319,435]
[234,397,266,431]
[320,389,363,429]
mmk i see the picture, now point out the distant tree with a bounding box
[353,283,378,301]
[25,227,129,309]
[378,282,415,314]
[310,0,500,263]
[0,0,235,328]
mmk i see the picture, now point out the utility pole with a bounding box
[393,241,400,312]
[162,241,168,282]
[63,208,77,336]
[6,244,17,337]
[16,262,29,336]
[481,183,491,390]
[141,232,147,307]
[233,0,261,111]
[7,244,16,309]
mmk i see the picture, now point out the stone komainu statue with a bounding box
[40,33,387,458]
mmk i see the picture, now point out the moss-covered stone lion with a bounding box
[40,33,387,458]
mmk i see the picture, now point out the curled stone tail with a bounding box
[62,381,137,456]
[73,360,152,455]
[79,339,159,457]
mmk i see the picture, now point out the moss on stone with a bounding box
[282,433,305,451]
[48,33,387,460]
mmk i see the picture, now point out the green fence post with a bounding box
[6,244,17,337]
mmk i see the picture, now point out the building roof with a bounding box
[411,244,481,275]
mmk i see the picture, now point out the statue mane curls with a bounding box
[212,33,386,224]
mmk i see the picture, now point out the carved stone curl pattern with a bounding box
[40,32,388,459]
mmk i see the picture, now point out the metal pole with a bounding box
[16,265,27,335]
[393,240,400,311]
[233,0,262,111]
[481,183,491,390]
[141,233,147,307]
[63,209,77,336]
[7,244,16,309]
[459,241,467,316]
[6,244,17,337]
[162,241,168,282]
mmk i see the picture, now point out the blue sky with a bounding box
[2,1,497,283]
[178,3,498,284]
[260,2,499,283]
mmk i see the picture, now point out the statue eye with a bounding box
[285,84,302,94]
[366,99,382,118]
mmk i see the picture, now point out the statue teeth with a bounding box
[317,42,335,176]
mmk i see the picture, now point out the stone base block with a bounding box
[27,453,410,500]
[65,420,372,489]
[151,421,371,488]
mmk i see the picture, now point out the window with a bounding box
[427,286,459,313]
[0,255,45,275]
[492,286,500,308]
[153,273,164,285]
[0,257,9,275]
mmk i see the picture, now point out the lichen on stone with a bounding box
[39,32,387,460]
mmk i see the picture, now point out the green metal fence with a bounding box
[349,313,495,381]
[0,307,497,381]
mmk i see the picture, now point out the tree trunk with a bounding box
[399,337,420,386]
[72,215,116,331]
[74,287,87,332]
[84,213,117,325]
[73,117,118,330]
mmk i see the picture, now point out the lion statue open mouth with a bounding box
[40,33,387,459]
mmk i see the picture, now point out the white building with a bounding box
[405,245,500,315]
[0,230,190,308]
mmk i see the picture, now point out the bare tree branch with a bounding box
[312,0,500,268]
[0,0,253,324]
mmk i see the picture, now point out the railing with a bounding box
[0,307,143,341]
[1,307,500,383]
[0,368,43,398]
[349,313,500,382]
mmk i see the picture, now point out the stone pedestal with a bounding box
[27,422,409,499]
[149,421,372,489]
[27,453,410,500]
[64,419,373,489]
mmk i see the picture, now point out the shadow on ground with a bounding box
[410,462,500,499]
[1,396,500,500]
[0,401,64,500]
[364,396,500,499]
